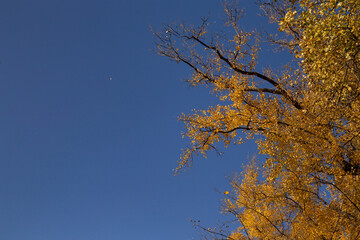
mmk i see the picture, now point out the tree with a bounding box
[154,0,360,239]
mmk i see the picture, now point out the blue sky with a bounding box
[0,1,278,239]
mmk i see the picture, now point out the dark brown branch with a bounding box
[187,35,303,110]
[293,187,329,206]
[226,209,251,240]
[216,126,266,134]
[244,87,283,95]
[315,177,360,213]
[277,121,331,143]
[240,201,289,238]
[194,224,236,240]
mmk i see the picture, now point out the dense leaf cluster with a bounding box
[155,0,360,239]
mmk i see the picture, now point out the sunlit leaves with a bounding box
[155,0,360,238]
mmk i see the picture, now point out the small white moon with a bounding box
[109,77,112,80]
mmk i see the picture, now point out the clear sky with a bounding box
[0,1,278,239]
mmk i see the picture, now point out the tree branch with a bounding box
[188,35,303,110]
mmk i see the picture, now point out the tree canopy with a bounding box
[155,0,360,239]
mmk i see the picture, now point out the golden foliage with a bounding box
[155,0,360,238]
